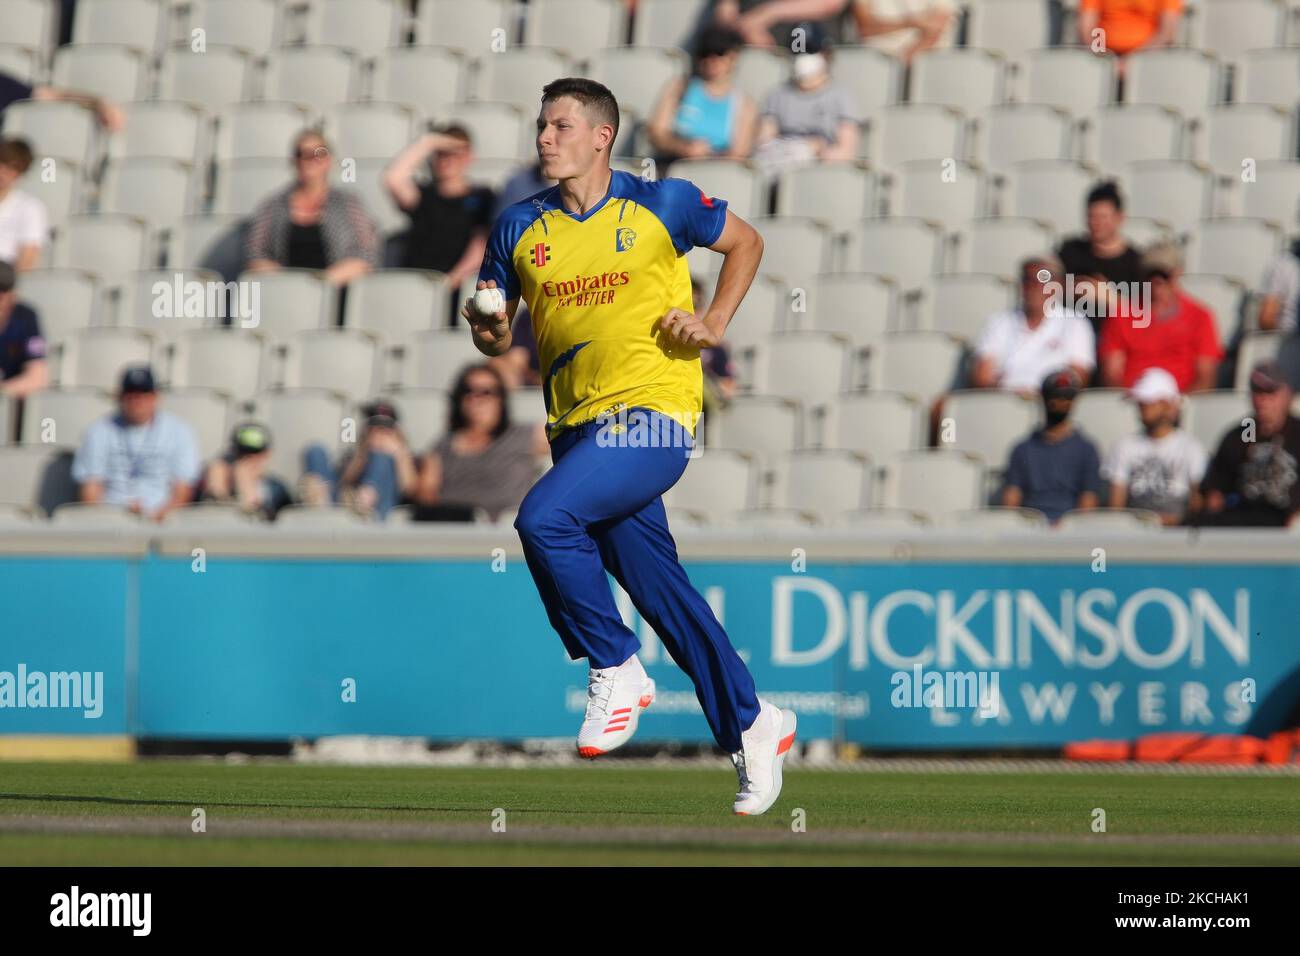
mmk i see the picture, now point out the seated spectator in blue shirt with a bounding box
[197,421,293,521]
[72,366,201,521]
[0,261,48,399]
[1000,368,1104,524]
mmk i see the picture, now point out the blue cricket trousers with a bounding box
[514,408,761,753]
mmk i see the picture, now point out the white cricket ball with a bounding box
[473,287,505,316]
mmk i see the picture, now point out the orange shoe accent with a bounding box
[776,732,795,755]
[638,694,653,707]
[578,746,603,758]
[734,811,748,816]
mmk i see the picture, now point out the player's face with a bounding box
[536,97,603,180]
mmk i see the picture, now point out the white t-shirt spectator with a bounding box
[0,188,49,263]
[975,307,1096,393]
[862,0,960,57]
[1102,429,1207,515]
[1258,251,1300,334]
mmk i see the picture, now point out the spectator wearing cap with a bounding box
[0,139,48,271]
[1256,238,1300,334]
[971,255,1095,395]
[1077,0,1184,75]
[245,129,379,288]
[1098,242,1222,393]
[71,366,201,521]
[647,26,757,171]
[1196,360,1300,527]
[751,24,862,177]
[1102,367,1206,524]
[197,422,293,521]
[301,399,417,520]
[1000,369,1105,524]
[414,363,547,522]
[0,261,48,399]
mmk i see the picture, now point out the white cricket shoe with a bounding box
[577,654,655,759]
[731,699,797,816]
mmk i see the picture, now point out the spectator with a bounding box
[1057,181,1144,350]
[850,0,958,61]
[751,23,861,177]
[384,125,495,322]
[491,161,554,221]
[0,261,48,399]
[72,366,200,522]
[693,276,738,409]
[0,139,48,271]
[1000,368,1104,524]
[196,421,293,521]
[245,130,378,287]
[1099,242,1221,392]
[0,69,126,130]
[300,399,418,521]
[1102,367,1206,524]
[971,256,1095,395]
[1077,0,1183,74]
[647,26,757,170]
[1196,360,1300,527]
[413,364,547,522]
[1256,239,1300,334]
[714,0,848,48]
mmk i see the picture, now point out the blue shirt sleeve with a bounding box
[659,177,729,254]
[1004,441,1028,491]
[1080,438,1104,497]
[478,210,522,301]
[168,420,201,484]
[72,420,111,483]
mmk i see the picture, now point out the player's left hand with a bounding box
[658,308,719,351]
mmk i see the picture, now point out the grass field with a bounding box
[1,760,1299,865]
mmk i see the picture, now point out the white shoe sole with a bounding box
[578,678,656,759]
[734,708,797,816]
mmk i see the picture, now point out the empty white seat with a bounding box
[843,218,944,293]
[1089,104,1184,177]
[116,268,223,333]
[796,273,895,349]
[1240,47,1300,109]
[912,48,1007,114]
[524,0,627,60]
[235,269,334,342]
[894,160,986,225]
[720,276,784,347]
[169,328,267,399]
[668,158,764,220]
[402,328,488,390]
[99,158,196,227]
[52,44,145,102]
[1055,508,1161,531]
[1183,388,1250,454]
[630,0,710,47]
[1181,273,1246,344]
[508,387,546,426]
[332,159,408,236]
[24,388,116,451]
[415,0,514,51]
[343,269,445,341]
[282,329,381,402]
[942,507,1048,530]
[262,47,358,113]
[1009,161,1099,233]
[215,103,317,162]
[72,0,164,52]
[442,102,532,162]
[1243,160,1300,227]
[1202,104,1293,179]
[370,47,468,119]
[732,47,787,105]
[301,0,402,57]
[774,162,876,233]
[884,450,985,519]
[823,390,925,463]
[16,269,100,343]
[940,389,1040,467]
[473,47,573,113]
[1235,331,1284,388]
[840,508,930,528]
[1186,218,1282,288]
[193,0,283,54]
[1022,48,1113,119]
[157,45,252,112]
[1188,0,1284,63]
[1121,160,1213,234]
[212,159,291,216]
[955,218,1055,279]
[159,387,231,460]
[709,395,802,462]
[1126,49,1221,124]
[771,450,870,520]
[322,102,416,162]
[57,328,154,389]
[52,215,150,291]
[872,331,965,405]
[588,47,689,119]
[1071,388,1133,457]
[0,444,78,514]
[977,104,1072,172]
[1,99,98,166]
[249,389,350,481]
[866,104,966,169]
[172,214,244,271]
[17,160,82,230]
[373,388,451,449]
[745,331,851,406]
[662,448,755,513]
[920,273,1016,343]
[832,46,902,119]
[967,0,1052,63]
[109,102,207,164]
[753,217,833,287]
[1122,216,1176,249]
[0,0,54,53]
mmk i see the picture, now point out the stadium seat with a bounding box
[50,502,145,527]
[157,45,252,112]
[115,268,224,334]
[823,390,925,464]
[508,387,546,427]
[729,508,819,528]
[894,160,987,225]
[954,219,1055,280]
[52,44,146,103]
[57,328,155,390]
[331,159,408,237]
[235,269,334,342]
[843,218,944,294]
[708,395,802,462]
[719,275,784,347]
[588,47,688,120]
[108,102,208,165]
[796,273,896,349]
[212,158,292,216]
[524,0,628,60]
[744,331,852,407]
[1186,218,1282,288]
[1022,48,1113,119]
[472,47,574,113]
[1243,160,1300,227]
[1055,508,1162,531]
[630,0,710,48]
[378,388,451,449]
[1,99,98,166]
[15,269,101,344]
[342,270,446,342]
[171,214,244,272]
[669,158,764,221]
[871,331,965,405]
[262,47,358,113]
[911,48,1007,114]
[369,47,468,119]
[840,508,930,528]
[1235,331,1284,388]
[1087,105,1184,177]
[168,328,267,399]
[942,507,1048,530]
[322,103,416,162]
[52,215,150,292]
[17,160,82,231]
[753,217,834,288]
[0,445,77,515]
[416,0,517,52]
[400,328,488,390]
[249,388,350,482]
[21,388,115,447]
[99,158,197,228]
[162,502,260,528]
[282,329,382,403]
[1188,0,1285,63]
[301,0,402,58]
[967,0,1053,62]
[774,162,877,233]
[731,47,787,105]
[1008,160,1099,233]
[442,102,533,162]
[0,45,39,85]
[159,387,232,460]
[976,104,1073,173]
[919,273,1017,345]
[72,0,165,53]
[882,450,985,520]
[939,389,1041,468]
[1183,388,1250,454]
[832,46,902,119]
[865,104,966,169]
[1071,388,1134,458]
[1180,274,1247,345]
[0,0,55,55]
[1121,160,1214,234]
[661,448,756,513]
[1125,49,1221,124]
[1122,216,1176,249]
[1202,105,1293,179]
[769,450,871,521]
[192,0,283,54]
[1240,47,1300,109]
[214,103,314,163]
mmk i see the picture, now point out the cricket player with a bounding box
[463,77,795,815]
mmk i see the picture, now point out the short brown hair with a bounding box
[0,138,34,175]
[540,77,620,146]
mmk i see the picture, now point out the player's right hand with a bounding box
[461,279,511,349]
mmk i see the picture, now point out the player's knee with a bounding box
[515,498,577,544]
